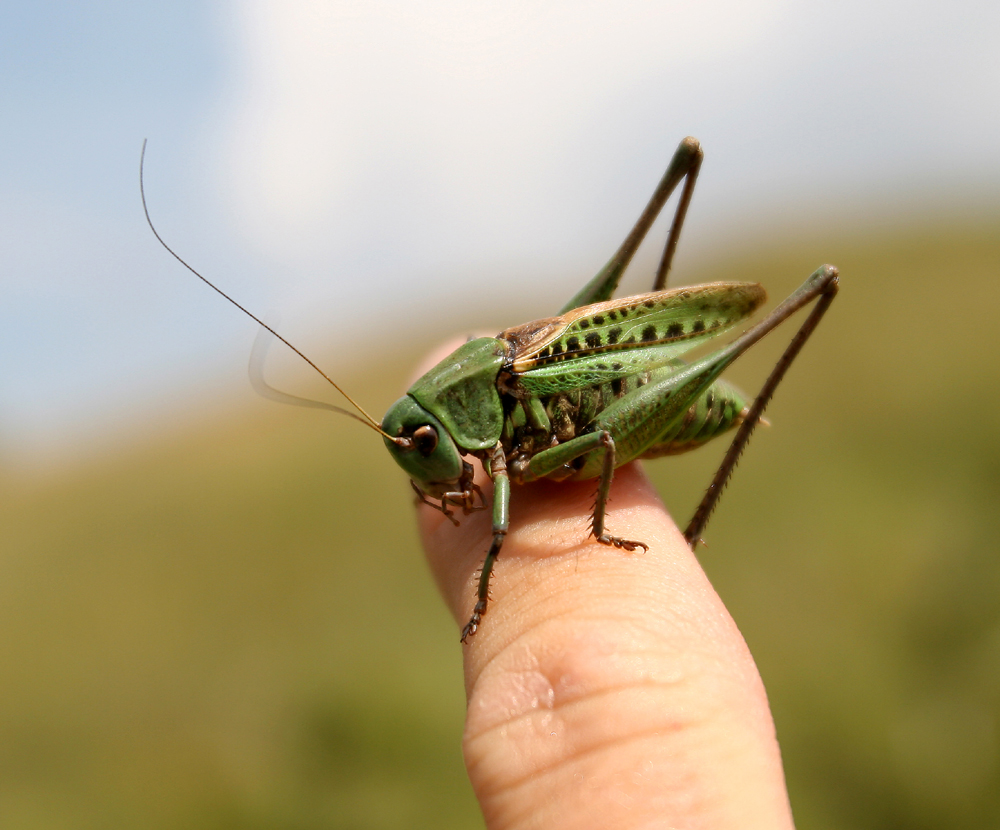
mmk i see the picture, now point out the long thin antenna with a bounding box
[249,323,377,430]
[140,140,392,439]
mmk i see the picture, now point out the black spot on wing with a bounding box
[692,319,706,333]
[641,325,657,342]
[666,322,683,337]
[585,332,601,348]
[566,335,580,351]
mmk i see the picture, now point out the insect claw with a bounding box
[461,599,488,643]
[460,619,478,643]
[596,533,649,552]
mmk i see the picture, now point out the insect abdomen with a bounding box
[641,377,748,458]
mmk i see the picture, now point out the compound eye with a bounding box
[412,424,438,456]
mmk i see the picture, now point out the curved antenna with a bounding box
[140,140,397,441]
[249,323,377,429]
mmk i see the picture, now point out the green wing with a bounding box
[501,282,765,396]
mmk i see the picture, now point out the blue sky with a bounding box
[3,1,999,465]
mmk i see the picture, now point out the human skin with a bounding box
[411,341,796,830]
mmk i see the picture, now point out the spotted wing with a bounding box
[500,282,765,396]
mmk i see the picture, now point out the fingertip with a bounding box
[420,458,693,652]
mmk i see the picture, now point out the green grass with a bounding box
[2,215,999,828]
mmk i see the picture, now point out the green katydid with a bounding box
[141,137,838,643]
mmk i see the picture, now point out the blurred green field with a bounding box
[2,215,999,829]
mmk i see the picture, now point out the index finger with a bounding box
[408,338,794,829]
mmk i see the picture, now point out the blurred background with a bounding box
[2,1,999,827]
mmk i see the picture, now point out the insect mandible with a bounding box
[141,137,839,643]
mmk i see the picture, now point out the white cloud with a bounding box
[217,0,789,270]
